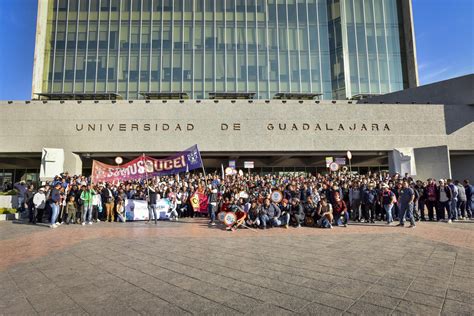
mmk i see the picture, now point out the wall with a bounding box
[0,100,454,154]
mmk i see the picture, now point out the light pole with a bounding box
[347,151,352,176]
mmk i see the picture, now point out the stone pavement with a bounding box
[0,219,472,315]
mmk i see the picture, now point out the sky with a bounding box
[0,0,473,100]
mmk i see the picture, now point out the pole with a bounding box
[196,145,207,185]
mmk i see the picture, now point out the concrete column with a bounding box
[63,151,83,175]
[413,146,451,180]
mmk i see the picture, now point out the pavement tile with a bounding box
[346,301,393,315]
[441,299,474,315]
[299,302,344,315]
[404,290,444,309]
[445,288,473,304]
[359,291,401,309]
[395,299,442,315]
[244,302,294,316]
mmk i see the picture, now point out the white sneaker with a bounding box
[447,219,452,224]
[81,222,85,226]
[56,222,61,226]
[175,218,179,221]
[88,222,92,225]
[97,219,101,222]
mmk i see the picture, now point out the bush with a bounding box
[0,190,18,196]
[0,208,17,214]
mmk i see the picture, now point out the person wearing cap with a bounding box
[380,184,396,224]
[396,181,416,228]
[32,187,46,225]
[436,179,452,222]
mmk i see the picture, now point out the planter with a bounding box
[0,213,19,221]
[0,196,18,209]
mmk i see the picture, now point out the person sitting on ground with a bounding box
[246,201,261,228]
[290,198,305,228]
[316,197,333,228]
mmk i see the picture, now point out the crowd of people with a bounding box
[13,171,473,230]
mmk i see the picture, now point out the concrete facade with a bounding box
[0,99,472,179]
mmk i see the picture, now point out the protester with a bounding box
[80,184,95,225]
[116,197,126,222]
[65,196,77,224]
[397,181,416,228]
[11,168,471,231]
[32,187,46,225]
[49,183,62,228]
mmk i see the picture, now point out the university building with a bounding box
[0,0,472,186]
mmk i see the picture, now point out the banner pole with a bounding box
[196,145,207,185]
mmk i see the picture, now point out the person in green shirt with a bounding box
[80,184,95,225]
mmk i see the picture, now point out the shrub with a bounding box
[0,190,18,196]
[0,208,17,214]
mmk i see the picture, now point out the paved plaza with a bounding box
[0,219,472,315]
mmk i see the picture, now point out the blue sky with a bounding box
[0,0,473,100]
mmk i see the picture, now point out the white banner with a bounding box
[393,148,417,176]
[125,199,172,221]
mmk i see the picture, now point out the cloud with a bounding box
[420,66,450,83]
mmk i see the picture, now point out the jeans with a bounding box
[383,204,393,223]
[418,199,426,220]
[208,204,217,222]
[399,202,415,226]
[351,199,361,220]
[456,200,466,218]
[364,203,375,222]
[82,205,92,223]
[169,208,179,219]
[29,205,37,223]
[334,211,349,226]
[148,204,158,223]
[426,200,436,220]
[17,196,25,214]
[451,198,458,219]
[260,214,270,228]
[438,201,451,220]
[50,202,59,225]
[272,213,290,227]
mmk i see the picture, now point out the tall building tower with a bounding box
[32,0,418,100]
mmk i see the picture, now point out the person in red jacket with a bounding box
[332,192,348,227]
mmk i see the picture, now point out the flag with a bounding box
[191,192,209,213]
